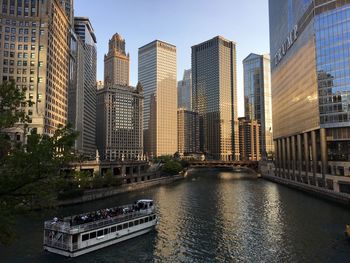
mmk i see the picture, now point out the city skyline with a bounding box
[74,0,270,117]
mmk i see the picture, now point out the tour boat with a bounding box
[43,199,157,257]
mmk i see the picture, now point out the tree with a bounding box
[0,82,78,245]
[0,81,29,158]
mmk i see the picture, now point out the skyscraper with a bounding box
[269,0,350,187]
[0,0,71,136]
[243,53,273,159]
[192,36,239,161]
[238,117,261,161]
[104,33,130,86]
[138,40,177,157]
[96,83,143,161]
[68,17,97,157]
[177,69,192,110]
[177,109,200,155]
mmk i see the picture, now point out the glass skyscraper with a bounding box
[177,69,192,110]
[269,0,350,191]
[192,36,239,161]
[243,53,273,159]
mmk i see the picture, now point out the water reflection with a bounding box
[1,169,350,262]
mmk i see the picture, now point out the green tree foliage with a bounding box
[162,160,183,175]
[0,82,78,245]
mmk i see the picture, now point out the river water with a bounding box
[2,169,350,262]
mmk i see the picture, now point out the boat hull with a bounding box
[44,225,155,258]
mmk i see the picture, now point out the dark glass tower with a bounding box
[192,36,239,161]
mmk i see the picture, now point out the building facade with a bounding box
[96,83,143,161]
[269,0,350,190]
[243,53,273,159]
[0,0,71,136]
[191,36,239,161]
[104,33,129,86]
[68,17,97,157]
[138,40,177,157]
[177,108,200,154]
[177,69,192,110]
[238,117,261,161]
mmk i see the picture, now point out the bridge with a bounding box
[188,160,259,173]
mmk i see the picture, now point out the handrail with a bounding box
[44,208,155,234]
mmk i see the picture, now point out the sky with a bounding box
[74,0,270,117]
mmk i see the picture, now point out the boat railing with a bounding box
[44,207,155,234]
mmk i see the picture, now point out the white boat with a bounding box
[43,199,157,257]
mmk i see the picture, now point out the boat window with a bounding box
[111,226,116,232]
[104,228,109,235]
[123,223,128,229]
[129,221,134,227]
[149,216,153,221]
[90,232,96,239]
[145,217,149,223]
[140,218,144,224]
[82,234,89,241]
[117,225,122,231]
[153,215,156,220]
[97,230,103,237]
[134,220,139,226]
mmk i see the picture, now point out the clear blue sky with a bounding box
[74,0,270,116]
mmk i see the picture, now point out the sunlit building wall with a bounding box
[0,0,71,136]
[243,53,273,159]
[96,84,143,160]
[269,0,350,187]
[104,33,130,87]
[191,36,239,161]
[238,117,261,161]
[138,40,177,157]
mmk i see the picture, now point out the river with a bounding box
[1,169,350,262]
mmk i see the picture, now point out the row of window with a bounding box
[81,215,156,242]
[0,19,42,27]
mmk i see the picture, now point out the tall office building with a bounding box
[239,117,261,161]
[96,83,143,161]
[269,0,350,187]
[67,17,97,157]
[192,36,239,161]
[0,0,71,136]
[177,69,192,110]
[138,40,177,157]
[59,0,74,23]
[177,109,200,154]
[243,53,273,159]
[104,33,130,86]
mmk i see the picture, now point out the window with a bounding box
[38,61,43,67]
[97,230,103,237]
[129,222,134,227]
[140,218,144,224]
[134,220,139,226]
[123,223,128,229]
[111,226,116,232]
[145,217,149,223]
[39,45,44,51]
[117,225,122,231]
[104,229,108,235]
[89,232,96,239]
[82,234,89,241]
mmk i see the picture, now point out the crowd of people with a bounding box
[64,201,153,226]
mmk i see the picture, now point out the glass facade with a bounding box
[177,69,192,110]
[243,53,274,158]
[192,36,239,161]
[269,0,350,183]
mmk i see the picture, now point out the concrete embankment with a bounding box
[58,175,184,207]
[262,174,350,206]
